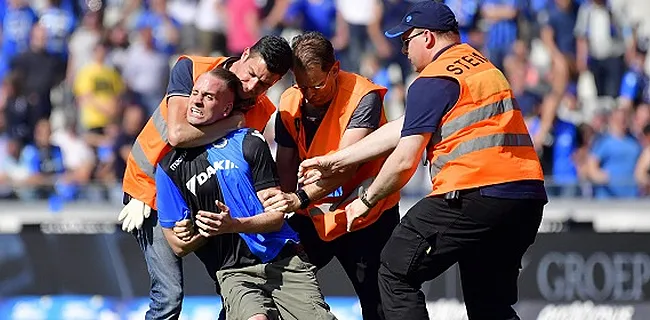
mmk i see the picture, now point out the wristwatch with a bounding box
[295,189,311,209]
[359,189,375,209]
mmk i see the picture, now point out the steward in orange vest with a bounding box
[302,3,545,320]
[269,31,400,320]
[122,56,276,211]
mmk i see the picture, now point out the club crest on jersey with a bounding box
[186,160,239,195]
[213,138,228,149]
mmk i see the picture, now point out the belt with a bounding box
[272,242,305,262]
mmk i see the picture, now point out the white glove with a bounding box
[118,198,152,232]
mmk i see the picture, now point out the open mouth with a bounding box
[190,107,203,116]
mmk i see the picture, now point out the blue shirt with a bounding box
[2,5,38,61]
[552,119,579,184]
[20,144,65,176]
[591,133,641,199]
[546,5,578,55]
[482,0,519,50]
[445,0,480,43]
[285,0,336,38]
[156,128,299,264]
[135,11,181,55]
[39,7,76,59]
[619,68,650,105]
[401,45,547,200]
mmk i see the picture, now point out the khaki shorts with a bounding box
[216,248,337,320]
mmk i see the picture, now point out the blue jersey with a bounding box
[2,5,38,61]
[39,7,76,59]
[156,128,299,269]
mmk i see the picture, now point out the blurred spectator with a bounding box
[67,11,103,83]
[574,0,629,98]
[587,107,642,198]
[284,0,336,39]
[335,0,374,73]
[0,137,30,198]
[121,26,168,114]
[72,40,123,148]
[547,90,584,197]
[504,39,540,97]
[367,0,414,88]
[50,115,95,199]
[106,104,145,203]
[167,0,198,52]
[556,83,585,124]
[618,44,649,110]
[0,113,16,198]
[632,104,650,140]
[194,0,226,55]
[105,22,131,73]
[481,0,520,71]
[16,119,66,200]
[135,0,181,56]
[1,0,38,63]
[259,0,290,36]
[38,0,76,61]
[2,71,45,145]
[225,0,259,56]
[10,24,66,119]
[634,123,650,195]
[445,0,481,46]
[540,0,578,79]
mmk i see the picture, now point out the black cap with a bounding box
[385,1,459,38]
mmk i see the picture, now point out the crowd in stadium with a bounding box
[0,0,649,204]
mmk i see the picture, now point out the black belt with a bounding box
[272,242,305,262]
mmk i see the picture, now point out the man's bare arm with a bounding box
[301,127,371,200]
[320,116,403,171]
[161,227,206,257]
[166,96,245,147]
[276,145,300,192]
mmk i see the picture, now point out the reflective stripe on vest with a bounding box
[130,142,155,179]
[439,98,518,140]
[429,133,534,177]
[152,107,168,142]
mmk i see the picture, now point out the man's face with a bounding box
[229,49,282,100]
[186,73,235,126]
[401,28,430,73]
[293,62,338,107]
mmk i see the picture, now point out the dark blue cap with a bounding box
[385,1,459,38]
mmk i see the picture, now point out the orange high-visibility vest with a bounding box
[278,71,400,241]
[123,55,276,210]
[417,44,544,196]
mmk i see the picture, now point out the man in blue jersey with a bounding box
[155,68,336,320]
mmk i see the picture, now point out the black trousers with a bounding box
[288,205,400,320]
[378,190,544,320]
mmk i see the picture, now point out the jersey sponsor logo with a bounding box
[185,160,239,195]
[170,151,187,171]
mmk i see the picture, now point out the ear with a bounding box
[241,48,250,61]
[223,101,234,117]
[331,60,341,77]
[426,31,436,49]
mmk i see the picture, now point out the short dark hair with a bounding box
[291,32,335,72]
[249,35,293,76]
[206,68,252,112]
